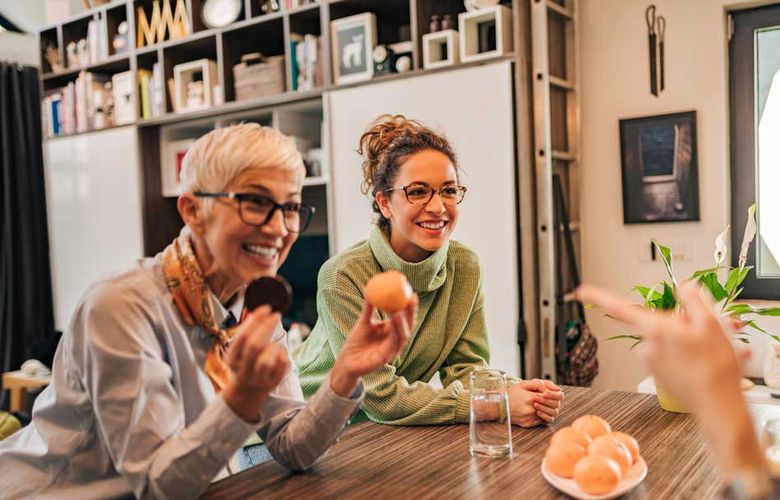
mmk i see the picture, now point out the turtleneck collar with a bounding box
[368,225,449,293]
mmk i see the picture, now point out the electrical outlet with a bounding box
[640,239,693,262]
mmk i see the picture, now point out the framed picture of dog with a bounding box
[331,13,377,85]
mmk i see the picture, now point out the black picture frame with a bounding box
[619,110,700,224]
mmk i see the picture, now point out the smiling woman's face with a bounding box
[376,149,460,262]
[195,166,301,292]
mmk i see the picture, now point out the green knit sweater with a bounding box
[293,225,489,425]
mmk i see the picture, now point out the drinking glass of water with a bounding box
[763,417,780,476]
[469,368,512,457]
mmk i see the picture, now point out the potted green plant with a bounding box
[608,205,780,412]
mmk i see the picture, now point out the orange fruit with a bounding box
[545,442,587,478]
[550,426,592,449]
[364,270,413,313]
[572,415,611,440]
[574,455,622,495]
[611,431,640,464]
[588,435,632,475]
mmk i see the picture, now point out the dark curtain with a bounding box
[0,62,55,400]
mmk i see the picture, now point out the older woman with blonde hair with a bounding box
[0,123,415,499]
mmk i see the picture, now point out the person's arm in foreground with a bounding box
[229,296,414,471]
[81,285,285,499]
[576,282,773,498]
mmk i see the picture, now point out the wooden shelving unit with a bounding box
[39,0,515,137]
[37,0,576,379]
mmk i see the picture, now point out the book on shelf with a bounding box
[138,69,152,120]
[152,62,164,117]
[290,33,322,92]
[138,64,166,119]
[42,71,115,137]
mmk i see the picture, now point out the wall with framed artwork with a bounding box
[578,0,780,393]
[619,110,699,224]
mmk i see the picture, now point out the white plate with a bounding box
[541,456,648,500]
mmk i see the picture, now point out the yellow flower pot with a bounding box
[656,384,689,413]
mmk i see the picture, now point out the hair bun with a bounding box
[358,114,425,194]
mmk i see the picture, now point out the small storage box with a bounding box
[233,54,286,101]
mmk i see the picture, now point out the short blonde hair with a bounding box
[179,123,305,194]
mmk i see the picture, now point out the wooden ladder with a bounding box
[530,0,581,381]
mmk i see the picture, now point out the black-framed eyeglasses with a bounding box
[194,191,315,233]
[385,184,468,206]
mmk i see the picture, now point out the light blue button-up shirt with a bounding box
[0,255,362,499]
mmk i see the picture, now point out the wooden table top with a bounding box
[204,386,780,499]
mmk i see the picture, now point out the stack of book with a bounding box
[66,14,110,70]
[290,33,323,92]
[138,63,166,120]
[86,14,110,64]
[42,71,113,137]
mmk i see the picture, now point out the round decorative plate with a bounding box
[202,0,242,29]
[541,456,648,500]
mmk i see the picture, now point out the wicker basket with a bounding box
[233,54,286,101]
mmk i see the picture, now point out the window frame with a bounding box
[729,4,780,300]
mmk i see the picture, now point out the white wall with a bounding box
[44,127,145,329]
[579,0,780,391]
[0,0,82,66]
[328,62,521,376]
[0,31,37,66]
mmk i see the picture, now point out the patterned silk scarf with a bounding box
[162,230,243,391]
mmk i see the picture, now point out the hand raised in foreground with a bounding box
[508,379,563,427]
[575,282,741,414]
[330,294,418,397]
[576,282,768,484]
[223,306,289,422]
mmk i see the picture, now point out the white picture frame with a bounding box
[459,5,513,63]
[112,70,136,125]
[173,58,218,113]
[423,29,460,70]
[330,13,377,85]
[161,138,194,197]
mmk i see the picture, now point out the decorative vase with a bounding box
[656,383,689,413]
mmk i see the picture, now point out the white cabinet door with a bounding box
[327,61,520,375]
[44,126,144,329]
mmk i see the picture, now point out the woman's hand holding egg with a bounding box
[330,271,418,397]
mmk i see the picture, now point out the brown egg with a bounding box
[572,415,612,440]
[550,426,592,450]
[545,442,587,478]
[611,431,640,464]
[574,455,622,495]
[364,270,413,313]
[588,435,632,475]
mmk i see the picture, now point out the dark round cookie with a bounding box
[245,275,293,315]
